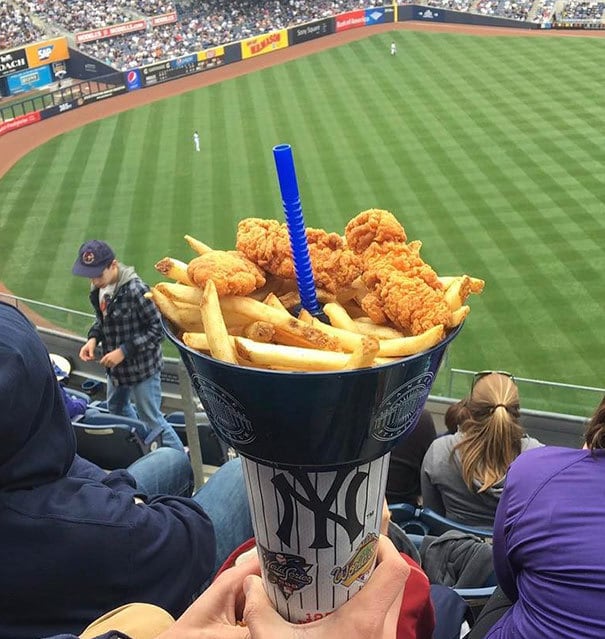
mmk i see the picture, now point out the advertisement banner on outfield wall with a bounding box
[197,46,227,71]
[288,18,333,45]
[241,30,288,59]
[365,7,389,25]
[335,10,365,31]
[369,5,395,23]
[40,99,79,119]
[25,37,69,69]
[0,110,41,136]
[412,6,445,21]
[0,47,27,78]
[125,68,142,91]
[81,85,127,103]
[7,64,53,95]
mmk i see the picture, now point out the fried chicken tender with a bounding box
[375,272,452,335]
[236,218,362,294]
[344,209,407,253]
[187,250,266,296]
[345,209,452,335]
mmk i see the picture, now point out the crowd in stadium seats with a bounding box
[0,0,45,49]
[78,0,385,71]
[3,0,603,59]
[559,0,605,19]
[30,0,132,32]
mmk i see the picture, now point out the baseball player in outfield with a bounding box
[390,41,397,56]
[193,130,200,152]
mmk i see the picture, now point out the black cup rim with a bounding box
[163,319,464,378]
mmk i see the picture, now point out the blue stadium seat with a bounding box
[389,502,496,623]
[72,418,163,470]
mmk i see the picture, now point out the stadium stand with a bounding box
[0,0,45,49]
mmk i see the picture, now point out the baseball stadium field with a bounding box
[0,27,604,414]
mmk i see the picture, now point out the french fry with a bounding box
[263,292,290,314]
[233,337,350,372]
[439,275,485,295]
[199,280,238,364]
[147,288,203,333]
[323,302,358,333]
[182,332,212,351]
[450,305,470,327]
[341,299,367,319]
[351,319,408,340]
[184,234,213,255]
[309,318,365,353]
[154,257,195,286]
[249,275,296,301]
[243,321,275,343]
[377,324,445,357]
[155,282,247,327]
[278,289,337,311]
[344,335,380,370]
[156,281,203,306]
[298,309,314,325]
[444,275,471,312]
[278,291,301,311]
[220,295,341,351]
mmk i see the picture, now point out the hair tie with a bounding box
[490,404,508,414]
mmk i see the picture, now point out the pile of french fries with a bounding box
[148,234,483,372]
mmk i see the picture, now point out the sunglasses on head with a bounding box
[471,370,515,393]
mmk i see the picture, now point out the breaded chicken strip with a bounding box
[236,218,362,294]
[345,209,450,334]
[345,208,407,253]
[375,272,452,336]
[187,250,266,296]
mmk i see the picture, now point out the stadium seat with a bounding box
[72,419,163,470]
[389,503,493,538]
[165,411,232,467]
[389,503,496,622]
[62,386,91,405]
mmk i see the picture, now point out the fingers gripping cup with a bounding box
[164,321,463,623]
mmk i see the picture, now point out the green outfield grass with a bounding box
[1,29,604,413]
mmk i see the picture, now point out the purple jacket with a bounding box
[488,446,605,639]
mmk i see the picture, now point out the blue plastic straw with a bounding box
[273,143,321,316]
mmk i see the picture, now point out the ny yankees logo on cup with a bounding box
[272,467,368,549]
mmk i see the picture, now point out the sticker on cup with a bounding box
[331,532,378,587]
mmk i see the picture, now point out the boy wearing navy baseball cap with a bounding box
[72,240,183,452]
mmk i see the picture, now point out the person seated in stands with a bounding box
[465,394,605,639]
[52,360,89,420]
[0,302,254,639]
[420,372,542,529]
[444,398,472,434]
[386,409,437,506]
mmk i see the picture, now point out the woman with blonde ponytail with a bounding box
[464,395,605,639]
[420,372,542,528]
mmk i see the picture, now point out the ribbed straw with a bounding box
[273,144,320,316]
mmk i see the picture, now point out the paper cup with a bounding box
[165,321,462,621]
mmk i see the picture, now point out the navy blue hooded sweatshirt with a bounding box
[0,303,215,639]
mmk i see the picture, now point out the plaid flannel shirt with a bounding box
[88,265,164,386]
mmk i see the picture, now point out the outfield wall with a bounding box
[0,5,540,134]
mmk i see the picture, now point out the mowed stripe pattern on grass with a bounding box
[0,30,604,398]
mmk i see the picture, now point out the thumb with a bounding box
[242,575,287,636]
